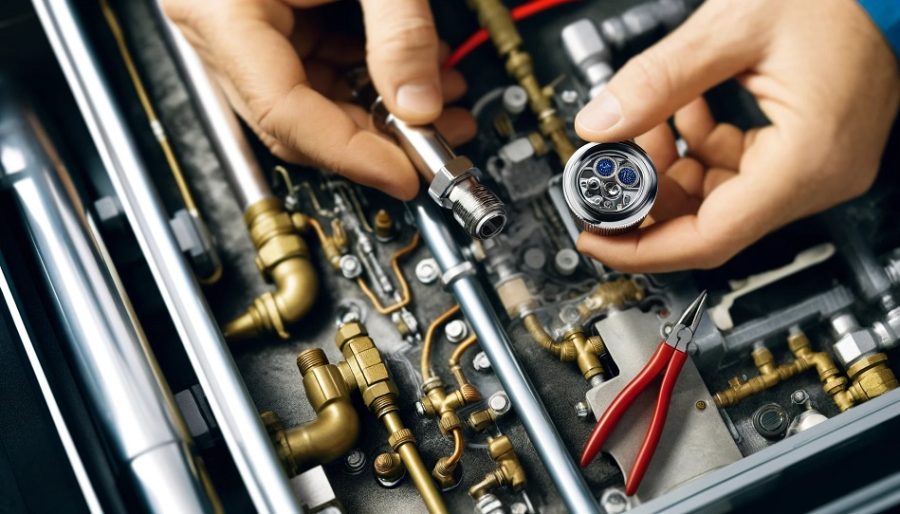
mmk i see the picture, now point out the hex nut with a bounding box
[832,329,879,367]
[335,321,367,346]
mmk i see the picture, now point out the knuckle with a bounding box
[370,16,438,61]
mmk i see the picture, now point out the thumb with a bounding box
[575,0,765,142]
[361,0,442,124]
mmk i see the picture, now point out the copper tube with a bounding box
[355,232,420,315]
[307,217,341,270]
[449,335,479,389]
[421,305,462,380]
[447,428,465,467]
[382,412,447,514]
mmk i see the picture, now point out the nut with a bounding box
[474,493,504,514]
[335,321,367,347]
[574,401,591,419]
[472,351,492,372]
[488,392,511,415]
[415,258,440,285]
[445,319,468,344]
[832,329,879,368]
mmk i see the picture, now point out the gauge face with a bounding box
[562,142,658,235]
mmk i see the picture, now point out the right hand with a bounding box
[162,0,475,200]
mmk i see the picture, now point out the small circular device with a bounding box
[562,141,658,235]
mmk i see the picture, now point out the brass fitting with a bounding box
[224,197,319,341]
[523,315,606,381]
[373,209,394,241]
[468,435,527,500]
[845,353,898,403]
[576,278,646,318]
[466,0,575,164]
[713,345,809,408]
[335,322,448,514]
[467,408,499,433]
[373,451,405,485]
[262,348,359,476]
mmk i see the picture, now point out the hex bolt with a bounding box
[600,488,631,514]
[339,255,362,279]
[560,90,579,104]
[344,449,367,475]
[510,502,529,514]
[445,319,469,344]
[574,401,591,419]
[488,391,511,416]
[472,351,492,372]
[415,258,440,285]
[791,389,810,406]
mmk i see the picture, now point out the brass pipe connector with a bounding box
[468,435,527,500]
[844,353,898,404]
[787,333,855,412]
[335,322,448,514]
[466,0,575,164]
[307,217,343,271]
[713,345,809,408]
[576,278,646,319]
[224,197,319,341]
[262,348,359,476]
[374,451,405,485]
[523,314,606,381]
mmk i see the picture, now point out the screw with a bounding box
[339,255,362,279]
[695,400,707,411]
[344,449,366,475]
[575,401,591,419]
[472,351,491,372]
[600,488,630,514]
[560,89,579,104]
[415,258,439,285]
[791,389,810,406]
[488,391,511,415]
[510,502,529,514]
[444,319,468,344]
[415,401,427,418]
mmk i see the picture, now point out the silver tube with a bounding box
[153,1,271,210]
[0,90,212,514]
[29,2,303,513]
[408,197,599,514]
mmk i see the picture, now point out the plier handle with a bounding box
[579,291,708,496]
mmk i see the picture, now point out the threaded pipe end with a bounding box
[448,179,507,240]
[296,348,328,375]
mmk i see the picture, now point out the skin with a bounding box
[162,0,476,201]
[575,0,900,272]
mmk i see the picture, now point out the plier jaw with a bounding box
[579,290,708,496]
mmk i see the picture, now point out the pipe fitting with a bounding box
[224,197,319,341]
[468,435,527,500]
[845,353,898,402]
[523,315,606,381]
[576,277,646,318]
[374,451,405,486]
[263,348,358,476]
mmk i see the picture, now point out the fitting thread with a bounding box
[297,348,329,376]
[448,179,508,240]
[459,383,482,404]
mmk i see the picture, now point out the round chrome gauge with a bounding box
[562,141,658,235]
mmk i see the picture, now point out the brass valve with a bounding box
[468,435,527,500]
[523,316,607,382]
[576,278,646,318]
[224,197,319,341]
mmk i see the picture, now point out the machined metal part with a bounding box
[409,196,599,514]
[600,0,690,50]
[563,141,658,236]
[586,308,741,500]
[367,96,506,240]
[561,19,613,98]
[0,88,215,513]
[31,2,303,510]
[751,403,790,440]
[289,466,339,513]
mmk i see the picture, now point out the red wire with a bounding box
[443,0,579,70]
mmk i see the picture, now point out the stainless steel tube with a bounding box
[0,89,213,514]
[30,2,303,513]
[408,197,599,514]
[152,1,271,210]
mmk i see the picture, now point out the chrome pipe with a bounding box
[153,0,271,210]
[0,89,213,514]
[30,2,303,513]
[408,197,599,514]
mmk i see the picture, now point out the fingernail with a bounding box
[577,90,622,133]
[396,80,441,118]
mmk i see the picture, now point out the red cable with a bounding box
[443,0,579,70]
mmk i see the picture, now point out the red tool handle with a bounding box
[624,348,688,495]
[579,342,675,467]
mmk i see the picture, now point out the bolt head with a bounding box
[415,258,440,285]
[488,392,511,415]
[574,401,591,419]
[444,319,468,343]
[832,329,879,368]
[791,389,810,406]
[472,351,491,372]
[335,321,366,347]
[344,449,366,474]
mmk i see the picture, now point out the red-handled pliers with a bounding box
[579,290,708,496]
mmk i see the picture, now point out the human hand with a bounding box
[162,0,475,200]
[574,0,899,272]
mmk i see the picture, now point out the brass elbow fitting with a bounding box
[576,278,646,318]
[713,345,809,408]
[845,353,898,404]
[335,322,448,514]
[224,197,319,341]
[523,314,606,382]
[263,348,359,476]
[468,435,527,500]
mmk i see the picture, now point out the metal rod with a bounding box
[152,0,272,210]
[28,2,303,512]
[408,197,599,514]
[0,87,213,514]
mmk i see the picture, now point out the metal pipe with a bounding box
[152,0,270,210]
[29,2,303,512]
[408,197,599,514]
[0,87,213,514]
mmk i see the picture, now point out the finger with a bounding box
[574,0,766,142]
[673,98,715,149]
[360,0,442,124]
[433,108,476,147]
[675,100,745,170]
[665,157,705,198]
[650,175,701,223]
[635,123,678,172]
[703,167,738,197]
[441,69,467,103]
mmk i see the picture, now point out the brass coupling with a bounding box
[576,277,646,319]
[523,314,606,381]
[713,345,809,408]
[374,451,405,486]
[845,353,898,404]
[262,348,359,476]
[335,322,449,514]
[224,197,319,341]
[468,435,527,500]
